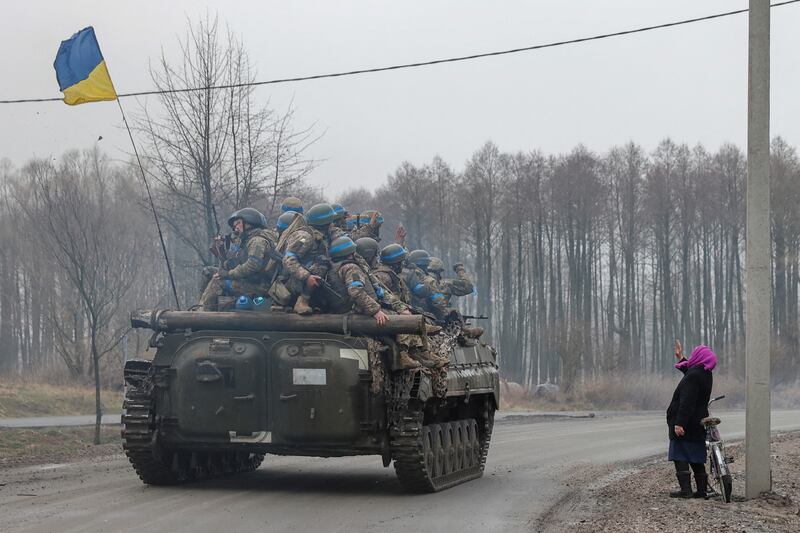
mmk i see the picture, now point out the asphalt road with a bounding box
[2,410,799,533]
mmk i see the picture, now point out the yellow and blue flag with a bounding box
[54,27,117,106]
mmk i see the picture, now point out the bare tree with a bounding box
[136,14,319,266]
[16,149,142,443]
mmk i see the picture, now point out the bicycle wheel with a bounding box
[710,444,731,503]
[721,474,732,503]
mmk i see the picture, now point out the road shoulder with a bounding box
[538,432,800,533]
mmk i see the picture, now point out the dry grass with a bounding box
[0,380,123,418]
[0,426,121,467]
[501,373,800,412]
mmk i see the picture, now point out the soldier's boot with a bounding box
[293,295,313,315]
[462,326,484,338]
[399,351,422,369]
[433,354,451,368]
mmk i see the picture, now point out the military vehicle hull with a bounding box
[123,310,499,492]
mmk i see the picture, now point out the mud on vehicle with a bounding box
[123,310,499,492]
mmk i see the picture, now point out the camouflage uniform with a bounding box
[198,228,275,311]
[374,265,412,307]
[430,264,475,317]
[355,254,409,314]
[335,259,382,317]
[403,265,437,309]
[349,223,380,242]
[282,226,333,299]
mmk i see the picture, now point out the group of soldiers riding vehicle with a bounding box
[123,196,499,493]
[197,197,479,369]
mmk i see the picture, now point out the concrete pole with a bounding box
[745,0,771,499]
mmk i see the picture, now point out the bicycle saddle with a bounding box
[701,417,721,426]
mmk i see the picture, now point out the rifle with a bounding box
[462,315,489,320]
[319,279,346,305]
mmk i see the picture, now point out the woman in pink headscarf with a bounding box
[666,340,717,499]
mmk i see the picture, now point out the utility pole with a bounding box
[745,0,771,499]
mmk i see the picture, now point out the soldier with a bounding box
[403,249,437,309]
[280,196,304,214]
[198,207,275,311]
[331,203,348,231]
[356,238,410,315]
[330,237,420,369]
[276,211,302,237]
[375,244,412,305]
[350,209,384,241]
[282,203,343,315]
[426,257,475,318]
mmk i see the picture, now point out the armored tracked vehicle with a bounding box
[123,310,499,492]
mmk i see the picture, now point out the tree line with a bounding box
[2,137,799,392]
[1,15,798,397]
[340,138,800,390]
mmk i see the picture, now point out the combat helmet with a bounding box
[356,237,379,262]
[305,203,337,227]
[227,207,268,229]
[357,209,384,226]
[329,236,357,260]
[280,196,303,213]
[276,211,301,232]
[380,243,407,265]
[427,257,445,273]
[407,249,431,269]
[331,203,347,221]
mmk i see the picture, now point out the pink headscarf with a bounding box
[676,344,717,371]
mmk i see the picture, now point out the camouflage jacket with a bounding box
[437,265,475,300]
[429,265,474,316]
[349,223,380,242]
[282,226,342,282]
[222,228,275,281]
[374,265,412,306]
[403,265,437,308]
[336,260,381,316]
[353,255,408,313]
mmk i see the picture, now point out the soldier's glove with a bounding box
[453,263,465,272]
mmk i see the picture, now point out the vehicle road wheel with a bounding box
[433,424,446,478]
[443,423,455,475]
[423,426,435,476]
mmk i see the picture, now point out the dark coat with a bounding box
[666,363,713,441]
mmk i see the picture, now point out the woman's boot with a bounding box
[669,471,693,498]
[693,472,708,499]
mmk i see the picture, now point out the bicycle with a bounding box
[702,395,732,502]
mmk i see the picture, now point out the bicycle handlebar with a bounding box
[708,394,726,406]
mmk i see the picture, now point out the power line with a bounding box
[1,0,798,105]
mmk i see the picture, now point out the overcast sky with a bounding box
[1,0,799,196]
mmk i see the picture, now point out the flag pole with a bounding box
[115,98,181,310]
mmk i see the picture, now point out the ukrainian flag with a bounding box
[54,27,117,105]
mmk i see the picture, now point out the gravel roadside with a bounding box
[540,432,800,532]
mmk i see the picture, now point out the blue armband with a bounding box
[412,283,426,295]
[284,251,298,258]
[376,286,385,299]
[349,281,364,288]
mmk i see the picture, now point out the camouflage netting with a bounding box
[369,327,460,399]
[367,338,387,395]
[425,328,460,398]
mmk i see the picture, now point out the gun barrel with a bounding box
[131,309,437,336]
